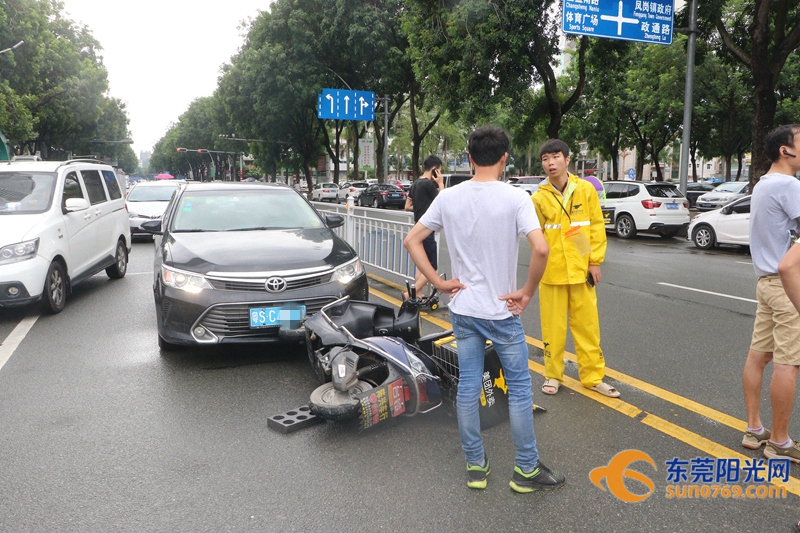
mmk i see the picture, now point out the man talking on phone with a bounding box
[404,155,444,301]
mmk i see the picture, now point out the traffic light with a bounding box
[197,149,207,153]
[176,147,186,152]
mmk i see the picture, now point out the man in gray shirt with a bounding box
[742,124,800,463]
[404,126,565,493]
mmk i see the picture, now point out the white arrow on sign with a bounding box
[326,94,334,114]
[359,97,369,115]
[344,95,350,115]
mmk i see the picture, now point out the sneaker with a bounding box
[509,462,566,493]
[764,440,800,464]
[466,453,490,489]
[742,428,771,450]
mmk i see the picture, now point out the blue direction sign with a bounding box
[317,88,375,121]
[562,0,674,46]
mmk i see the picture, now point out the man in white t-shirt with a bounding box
[404,125,565,493]
[742,124,800,464]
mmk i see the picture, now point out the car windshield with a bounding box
[381,185,403,191]
[320,183,336,188]
[714,182,746,192]
[645,184,684,198]
[0,172,56,214]
[171,188,324,232]
[352,183,368,188]
[127,184,179,202]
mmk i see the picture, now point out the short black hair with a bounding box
[539,139,570,158]
[468,126,510,167]
[765,125,800,162]
[423,155,442,171]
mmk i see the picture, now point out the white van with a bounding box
[0,159,131,313]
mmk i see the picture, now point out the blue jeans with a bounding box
[450,312,539,470]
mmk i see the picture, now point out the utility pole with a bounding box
[678,0,698,194]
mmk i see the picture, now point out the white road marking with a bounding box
[736,261,753,265]
[0,315,40,372]
[658,282,757,304]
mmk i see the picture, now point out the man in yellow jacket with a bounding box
[531,139,619,397]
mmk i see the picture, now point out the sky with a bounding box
[60,0,274,158]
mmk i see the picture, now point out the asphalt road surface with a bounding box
[0,234,798,532]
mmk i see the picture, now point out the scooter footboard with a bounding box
[428,335,510,429]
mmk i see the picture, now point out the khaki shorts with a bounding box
[751,275,800,365]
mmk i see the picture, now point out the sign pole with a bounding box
[678,0,698,195]
[383,95,389,181]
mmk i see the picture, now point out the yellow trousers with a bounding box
[539,282,605,388]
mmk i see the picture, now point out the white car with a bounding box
[695,181,749,211]
[0,159,131,313]
[337,181,369,203]
[126,180,181,239]
[601,181,690,239]
[510,176,545,195]
[688,195,750,249]
[311,182,339,202]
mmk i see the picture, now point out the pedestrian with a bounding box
[404,155,444,301]
[742,124,800,464]
[531,139,619,398]
[404,125,565,493]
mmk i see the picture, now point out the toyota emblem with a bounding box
[265,276,287,293]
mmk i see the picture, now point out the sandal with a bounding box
[541,379,560,395]
[589,382,620,398]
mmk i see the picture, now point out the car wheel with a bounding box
[614,214,636,239]
[42,261,67,314]
[106,239,128,279]
[373,198,379,208]
[309,380,374,421]
[692,224,716,250]
[358,196,364,207]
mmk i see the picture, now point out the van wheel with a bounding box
[614,214,636,239]
[106,240,128,279]
[42,261,67,314]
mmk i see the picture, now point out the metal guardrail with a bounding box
[311,200,438,282]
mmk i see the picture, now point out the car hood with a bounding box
[0,213,46,246]
[126,200,169,217]
[698,191,741,201]
[163,228,356,274]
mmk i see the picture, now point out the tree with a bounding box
[405,0,587,141]
[701,0,800,181]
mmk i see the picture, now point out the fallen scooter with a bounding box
[304,284,515,430]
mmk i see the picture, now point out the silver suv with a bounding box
[0,159,131,313]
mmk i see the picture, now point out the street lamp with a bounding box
[0,40,24,55]
[579,141,588,178]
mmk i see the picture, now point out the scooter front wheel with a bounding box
[309,381,374,421]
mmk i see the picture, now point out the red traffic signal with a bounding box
[197,149,207,153]
[176,147,186,152]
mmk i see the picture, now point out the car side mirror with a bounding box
[140,219,163,235]
[720,205,732,215]
[325,214,345,229]
[63,198,90,213]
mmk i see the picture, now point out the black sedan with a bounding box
[685,181,718,208]
[357,184,407,208]
[139,182,369,350]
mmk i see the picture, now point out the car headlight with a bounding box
[331,258,364,285]
[161,265,213,293]
[0,238,39,265]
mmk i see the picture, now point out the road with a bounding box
[0,235,797,532]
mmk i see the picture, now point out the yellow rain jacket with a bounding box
[532,174,607,285]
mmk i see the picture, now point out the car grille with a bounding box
[197,297,337,338]
[207,272,333,292]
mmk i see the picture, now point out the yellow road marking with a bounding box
[367,275,797,495]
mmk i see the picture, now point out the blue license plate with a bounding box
[391,193,399,198]
[666,203,678,209]
[249,305,306,328]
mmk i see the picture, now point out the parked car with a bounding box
[601,181,690,239]
[337,181,369,203]
[688,195,750,249]
[695,181,749,211]
[684,181,718,208]
[0,159,130,313]
[358,184,407,208]
[398,180,413,191]
[509,176,546,195]
[138,182,368,350]
[126,180,181,239]
[442,174,473,188]
[311,182,339,202]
